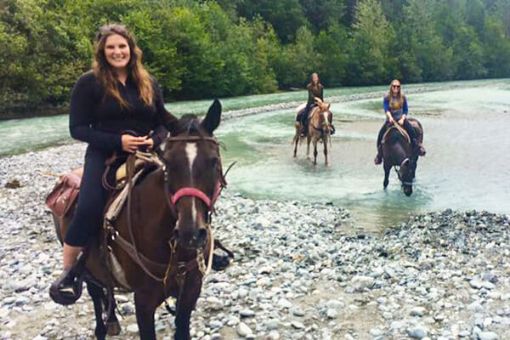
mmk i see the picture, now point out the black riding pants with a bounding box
[377,119,417,147]
[299,102,315,126]
[64,147,110,247]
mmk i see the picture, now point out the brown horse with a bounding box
[52,100,227,340]
[381,118,424,196]
[293,99,333,165]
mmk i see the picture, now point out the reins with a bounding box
[108,135,229,291]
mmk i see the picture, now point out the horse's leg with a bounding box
[293,128,299,158]
[313,139,318,165]
[383,164,391,189]
[86,281,107,340]
[323,136,328,166]
[306,135,311,159]
[175,274,202,340]
[105,288,121,336]
[134,289,162,340]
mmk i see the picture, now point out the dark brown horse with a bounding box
[293,99,333,165]
[381,118,423,196]
[52,100,226,340]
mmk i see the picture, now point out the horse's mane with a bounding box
[385,126,410,145]
[174,114,208,137]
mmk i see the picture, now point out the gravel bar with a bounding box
[1,144,509,340]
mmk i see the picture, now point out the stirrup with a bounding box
[374,154,382,165]
[49,267,84,305]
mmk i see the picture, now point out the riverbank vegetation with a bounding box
[1,0,509,116]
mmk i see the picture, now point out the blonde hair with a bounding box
[387,79,404,106]
[92,23,154,108]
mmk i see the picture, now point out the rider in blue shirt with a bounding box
[374,80,426,164]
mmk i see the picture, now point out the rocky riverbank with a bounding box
[1,144,509,340]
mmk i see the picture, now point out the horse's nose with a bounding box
[193,227,208,248]
[403,187,413,196]
[175,227,207,249]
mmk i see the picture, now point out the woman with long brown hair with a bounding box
[374,79,425,164]
[299,72,324,136]
[50,23,177,301]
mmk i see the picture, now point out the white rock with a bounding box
[236,322,252,337]
[478,331,499,340]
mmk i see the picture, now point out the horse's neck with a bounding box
[385,129,411,160]
[131,169,175,234]
[309,108,322,126]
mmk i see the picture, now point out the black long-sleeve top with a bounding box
[306,83,324,105]
[69,71,177,153]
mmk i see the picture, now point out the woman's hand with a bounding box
[386,111,394,124]
[143,137,154,151]
[121,134,151,153]
[398,116,406,125]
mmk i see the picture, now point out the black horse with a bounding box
[381,118,423,196]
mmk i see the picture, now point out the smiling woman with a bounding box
[103,34,131,76]
[49,23,178,308]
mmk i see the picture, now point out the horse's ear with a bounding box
[326,103,331,110]
[401,158,410,167]
[201,99,222,134]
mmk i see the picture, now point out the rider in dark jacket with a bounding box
[299,73,323,136]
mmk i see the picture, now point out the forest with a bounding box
[1,0,509,115]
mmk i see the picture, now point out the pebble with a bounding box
[126,324,138,333]
[478,331,499,340]
[291,321,305,329]
[410,307,426,317]
[407,325,428,339]
[236,322,252,337]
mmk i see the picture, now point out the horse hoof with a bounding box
[106,321,121,336]
[212,254,231,271]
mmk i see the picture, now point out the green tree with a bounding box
[236,0,308,43]
[273,26,317,88]
[400,0,454,82]
[299,0,345,32]
[314,24,349,86]
[349,0,396,85]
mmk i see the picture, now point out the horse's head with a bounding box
[398,158,415,196]
[160,100,223,249]
[315,99,332,134]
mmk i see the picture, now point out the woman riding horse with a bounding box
[374,80,426,165]
[50,23,178,301]
[298,72,324,136]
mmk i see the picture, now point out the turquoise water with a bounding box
[215,79,510,230]
[2,79,509,229]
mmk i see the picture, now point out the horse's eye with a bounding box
[209,157,219,167]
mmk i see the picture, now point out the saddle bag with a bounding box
[45,169,82,217]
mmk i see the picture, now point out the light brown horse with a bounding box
[293,99,333,165]
[52,100,226,340]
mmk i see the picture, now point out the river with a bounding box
[1,79,509,231]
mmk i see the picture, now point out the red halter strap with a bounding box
[169,182,222,209]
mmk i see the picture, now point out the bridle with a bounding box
[110,134,230,292]
[394,159,415,187]
[162,135,226,218]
